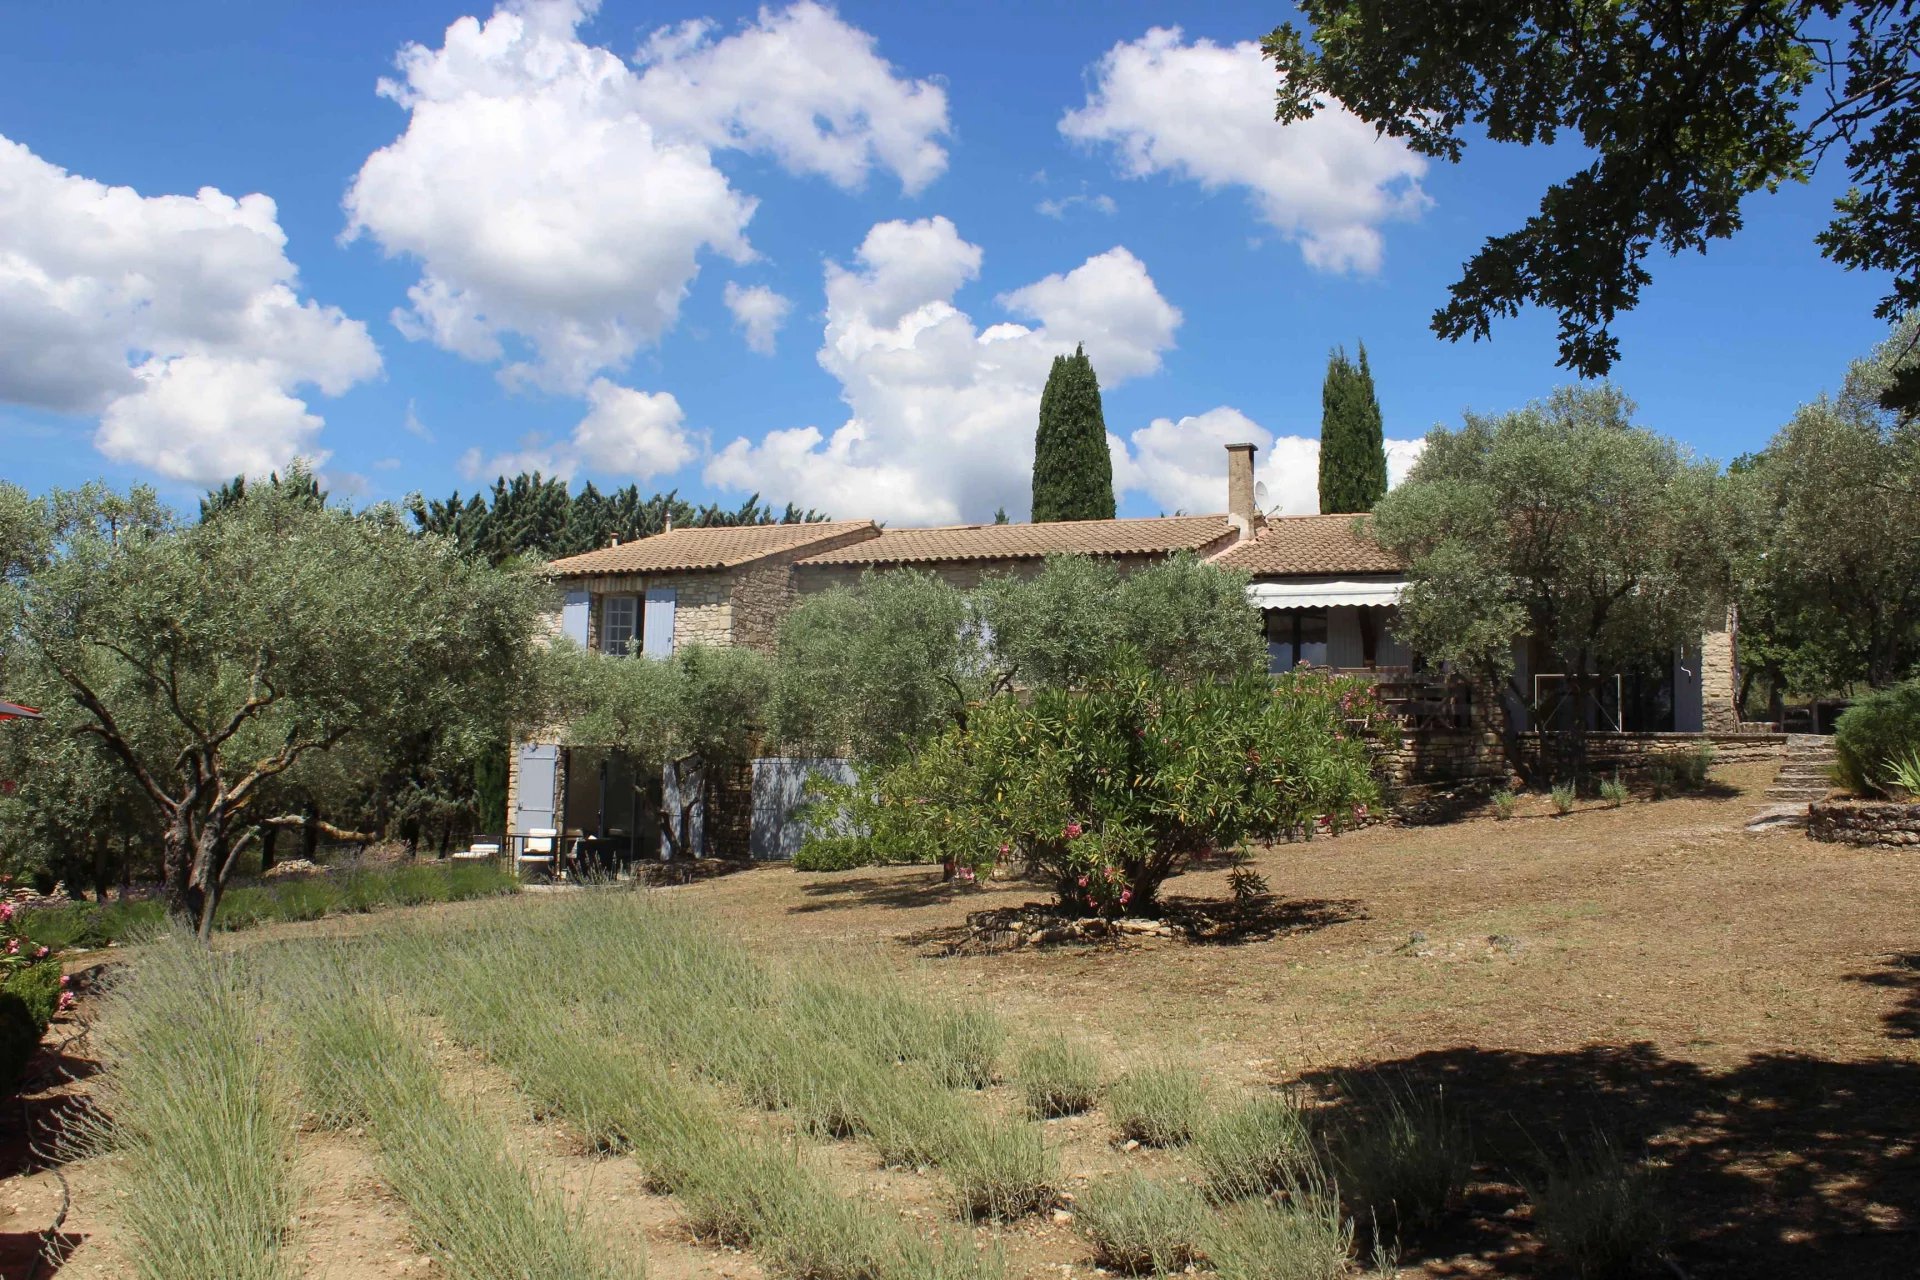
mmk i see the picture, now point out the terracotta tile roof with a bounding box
[547,520,877,576]
[1209,514,1405,577]
[797,514,1238,566]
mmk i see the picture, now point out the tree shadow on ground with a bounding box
[1299,1042,1920,1279]
[1157,893,1366,945]
[789,869,984,914]
[0,1033,103,1279]
[897,894,1364,956]
[1846,952,1920,1040]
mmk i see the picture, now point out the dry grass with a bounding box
[52,757,1920,1279]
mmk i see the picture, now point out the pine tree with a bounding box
[1031,343,1117,522]
[1317,342,1389,514]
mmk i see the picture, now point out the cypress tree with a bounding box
[1031,343,1117,522]
[1317,342,1389,513]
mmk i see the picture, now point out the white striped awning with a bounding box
[1245,577,1406,610]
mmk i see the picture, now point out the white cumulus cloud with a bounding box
[723,282,793,355]
[0,134,379,484]
[1116,406,1428,516]
[345,0,948,393]
[1061,27,1428,273]
[633,1,949,194]
[460,377,695,481]
[705,216,1181,524]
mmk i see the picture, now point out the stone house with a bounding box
[509,443,1753,862]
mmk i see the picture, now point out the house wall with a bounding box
[573,570,735,651]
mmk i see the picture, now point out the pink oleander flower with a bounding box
[1077,875,1089,888]
[56,991,75,1012]
[1119,889,1132,905]
[34,946,48,959]
[998,843,1010,856]
[0,902,13,923]
[5,939,16,955]
[1064,821,1083,839]
[58,974,69,987]
[1102,865,1117,879]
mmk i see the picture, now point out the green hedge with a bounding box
[1835,679,1920,796]
[791,836,881,872]
[17,860,519,950]
[0,962,63,1087]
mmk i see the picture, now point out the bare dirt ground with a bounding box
[6,757,1918,1279]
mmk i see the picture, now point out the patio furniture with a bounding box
[451,841,499,863]
[516,829,557,880]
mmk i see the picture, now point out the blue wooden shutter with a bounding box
[643,585,677,657]
[512,743,559,835]
[561,590,590,647]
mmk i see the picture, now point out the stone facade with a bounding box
[1808,798,1920,847]
[1701,609,1741,732]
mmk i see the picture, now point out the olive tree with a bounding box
[555,642,773,858]
[770,553,1266,761]
[1371,386,1727,773]
[4,471,547,935]
[1730,318,1920,698]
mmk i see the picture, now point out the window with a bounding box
[1265,610,1329,674]
[600,595,638,654]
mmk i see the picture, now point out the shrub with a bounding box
[1672,744,1715,789]
[827,667,1383,916]
[1599,774,1628,808]
[1202,1178,1354,1280]
[1109,1063,1207,1147]
[1017,1036,1101,1118]
[1193,1091,1316,1202]
[792,835,878,872]
[1551,783,1577,815]
[1492,789,1518,820]
[1328,1077,1471,1233]
[1079,1173,1208,1274]
[85,938,298,1280]
[1835,679,1920,796]
[0,992,43,1091]
[1887,747,1920,800]
[1526,1135,1668,1279]
[934,1112,1057,1221]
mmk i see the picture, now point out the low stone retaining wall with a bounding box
[1515,730,1787,776]
[1808,798,1920,847]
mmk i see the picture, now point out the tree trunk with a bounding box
[260,826,279,873]
[301,803,319,862]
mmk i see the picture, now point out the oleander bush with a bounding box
[812,666,1383,917]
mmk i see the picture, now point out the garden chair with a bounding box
[515,829,557,880]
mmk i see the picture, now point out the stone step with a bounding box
[1746,803,1810,832]
[1763,785,1830,801]
[1777,767,1836,781]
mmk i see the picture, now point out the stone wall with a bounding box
[1701,614,1740,732]
[1514,730,1786,776]
[729,528,876,651]
[704,758,755,858]
[1808,799,1920,847]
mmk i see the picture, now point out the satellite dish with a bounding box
[1253,480,1269,505]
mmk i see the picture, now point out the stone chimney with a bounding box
[1225,442,1259,541]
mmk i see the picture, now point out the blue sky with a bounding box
[0,0,1894,523]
